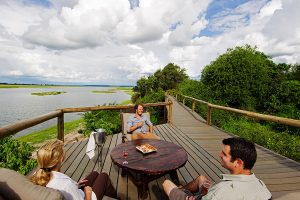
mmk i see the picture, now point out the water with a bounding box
[0,86,130,137]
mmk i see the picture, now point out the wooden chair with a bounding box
[121,112,150,143]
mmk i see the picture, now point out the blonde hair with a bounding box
[31,140,64,186]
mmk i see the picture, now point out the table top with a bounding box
[110,139,188,175]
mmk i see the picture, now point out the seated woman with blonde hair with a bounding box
[31,140,117,200]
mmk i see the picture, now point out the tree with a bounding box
[133,63,188,99]
[201,45,276,110]
[154,63,188,90]
[289,64,300,81]
[133,77,150,97]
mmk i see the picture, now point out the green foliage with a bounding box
[131,92,141,103]
[178,79,209,101]
[83,106,121,136]
[134,77,150,97]
[288,64,300,81]
[222,118,300,162]
[0,136,37,175]
[141,89,166,124]
[201,45,276,110]
[133,63,188,98]
[277,80,300,107]
[153,63,188,91]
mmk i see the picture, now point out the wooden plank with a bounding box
[61,140,87,175]
[109,133,122,190]
[65,140,89,178]
[117,172,128,200]
[102,134,118,174]
[262,177,300,185]
[127,175,139,200]
[80,135,113,180]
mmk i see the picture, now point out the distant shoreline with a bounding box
[0,83,133,88]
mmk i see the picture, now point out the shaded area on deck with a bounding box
[61,96,300,200]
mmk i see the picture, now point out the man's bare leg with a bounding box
[131,132,160,140]
[162,180,178,196]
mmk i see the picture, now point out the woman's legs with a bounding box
[84,171,99,187]
[85,172,117,199]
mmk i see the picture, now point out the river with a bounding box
[0,86,130,137]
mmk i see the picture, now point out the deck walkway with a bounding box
[60,96,300,200]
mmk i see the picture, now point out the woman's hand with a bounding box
[84,186,93,200]
[78,179,88,185]
[77,179,88,189]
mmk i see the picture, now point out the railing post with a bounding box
[183,98,185,105]
[57,111,64,141]
[175,94,178,100]
[207,104,212,126]
[192,100,195,112]
[168,101,173,123]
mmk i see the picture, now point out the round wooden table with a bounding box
[111,139,188,199]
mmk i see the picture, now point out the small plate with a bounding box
[136,143,157,154]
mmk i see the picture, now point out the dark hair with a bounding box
[222,137,257,170]
[134,104,143,110]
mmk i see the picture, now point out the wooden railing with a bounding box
[0,100,173,140]
[174,94,300,128]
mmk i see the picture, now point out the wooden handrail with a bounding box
[0,110,62,138]
[0,101,173,140]
[60,102,170,113]
[175,93,300,128]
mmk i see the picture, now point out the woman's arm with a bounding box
[84,186,93,200]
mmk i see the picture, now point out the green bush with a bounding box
[222,118,300,162]
[83,108,121,136]
[141,89,166,125]
[0,136,37,175]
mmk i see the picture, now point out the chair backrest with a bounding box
[0,168,64,200]
[121,112,150,135]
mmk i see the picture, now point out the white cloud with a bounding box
[0,0,300,85]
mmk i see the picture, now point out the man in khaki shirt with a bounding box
[163,137,272,200]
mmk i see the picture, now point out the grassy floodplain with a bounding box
[92,87,133,95]
[112,87,134,95]
[18,118,84,145]
[17,99,132,145]
[31,91,67,96]
[92,90,115,94]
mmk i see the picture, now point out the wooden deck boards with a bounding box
[60,96,300,199]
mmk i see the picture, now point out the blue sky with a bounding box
[0,0,299,85]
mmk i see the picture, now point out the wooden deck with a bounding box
[61,96,300,200]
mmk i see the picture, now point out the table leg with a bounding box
[138,182,149,200]
[121,168,127,177]
[170,170,180,185]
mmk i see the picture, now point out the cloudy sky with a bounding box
[0,0,299,85]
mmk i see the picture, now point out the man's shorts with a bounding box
[169,188,188,200]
